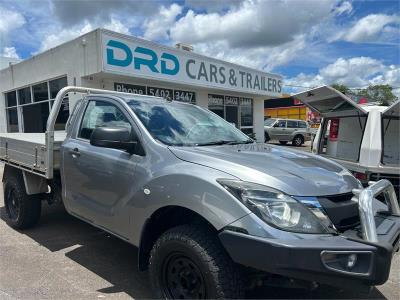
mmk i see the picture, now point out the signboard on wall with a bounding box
[114,82,196,103]
[102,30,283,97]
[208,94,224,106]
[225,96,239,106]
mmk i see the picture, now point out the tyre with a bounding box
[149,225,244,299]
[3,174,41,229]
[292,135,304,147]
[264,132,270,142]
[279,141,288,145]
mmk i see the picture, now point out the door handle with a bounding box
[69,148,80,158]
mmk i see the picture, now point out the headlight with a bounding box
[218,179,334,234]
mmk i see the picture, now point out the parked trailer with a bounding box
[1,86,400,298]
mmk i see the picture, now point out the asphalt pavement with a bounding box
[0,163,399,299]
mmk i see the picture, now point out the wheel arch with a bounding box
[2,165,47,195]
[2,164,21,183]
[138,205,217,271]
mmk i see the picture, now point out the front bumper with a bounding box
[219,180,400,289]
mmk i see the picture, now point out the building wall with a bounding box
[1,28,279,141]
[264,106,308,120]
[0,30,102,132]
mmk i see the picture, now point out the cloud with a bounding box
[286,57,400,94]
[0,7,25,35]
[339,14,400,43]
[0,6,26,49]
[184,0,244,13]
[169,0,337,48]
[0,46,20,59]
[38,18,130,52]
[143,4,183,41]
[334,1,352,15]
[50,0,155,27]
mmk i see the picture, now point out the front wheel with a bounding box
[264,132,270,142]
[149,225,244,299]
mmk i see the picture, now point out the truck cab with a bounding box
[293,86,399,194]
[1,87,400,299]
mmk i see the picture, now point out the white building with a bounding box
[0,56,21,70]
[0,28,283,141]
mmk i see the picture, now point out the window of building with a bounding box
[5,91,17,107]
[3,76,68,133]
[18,87,31,105]
[240,98,253,127]
[22,102,50,133]
[208,94,225,118]
[33,82,49,102]
[51,98,70,130]
[208,94,254,135]
[6,108,19,132]
[50,77,68,99]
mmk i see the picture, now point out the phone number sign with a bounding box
[114,82,196,103]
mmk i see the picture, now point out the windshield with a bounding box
[127,100,253,146]
[264,118,276,126]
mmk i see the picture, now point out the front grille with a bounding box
[318,193,360,231]
[325,193,354,203]
[370,173,399,197]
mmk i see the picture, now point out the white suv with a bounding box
[264,118,311,146]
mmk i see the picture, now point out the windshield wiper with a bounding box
[230,139,254,145]
[195,139,254,146]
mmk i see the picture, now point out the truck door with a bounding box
[62,98,143,237]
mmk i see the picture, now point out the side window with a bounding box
[298,121,307,128]
[287,120,298,128]
[277,120,286,128]
[78,100,131,140]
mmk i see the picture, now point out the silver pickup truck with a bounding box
[1,87,399,299]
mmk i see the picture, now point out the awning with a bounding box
[291,86,367,117]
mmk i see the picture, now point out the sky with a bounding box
[0,0,399,95]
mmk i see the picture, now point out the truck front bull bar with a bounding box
[352,180,400,242]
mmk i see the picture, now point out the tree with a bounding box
[357,85,398,106]
[331,83,351,95]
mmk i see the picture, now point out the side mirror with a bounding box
[273,123,279,128]
[90,126,137,152]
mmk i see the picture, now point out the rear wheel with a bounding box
[279,141,288,145]
[292,135,304,147]
[4,174,41,229]
[149,225,244,299]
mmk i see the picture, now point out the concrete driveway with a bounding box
[0,164,399,299]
